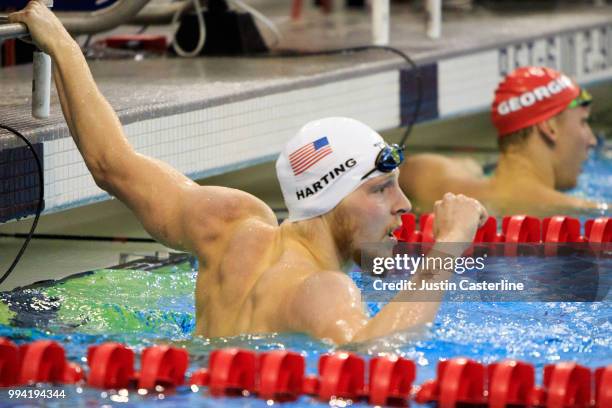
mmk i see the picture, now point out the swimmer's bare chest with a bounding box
[193,219,314,338]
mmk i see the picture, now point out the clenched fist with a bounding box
[433,192,488,243]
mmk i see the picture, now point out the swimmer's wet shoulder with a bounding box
[194,212,360,342]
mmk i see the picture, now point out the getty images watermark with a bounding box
[359,242,611,302]
[371,251,523,292]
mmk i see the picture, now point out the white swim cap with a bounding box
[276,117,387,222]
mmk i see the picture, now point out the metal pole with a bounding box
[426,0,441,39]
[372,0,390,46]
[0,2,53,119]
[0,22,29,41]
[32,51,51,119]
[1,0,152,38]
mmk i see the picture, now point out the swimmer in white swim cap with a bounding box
[277,117,406,221]
[13,1,487,344]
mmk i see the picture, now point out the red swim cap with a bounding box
[491,66,580,137]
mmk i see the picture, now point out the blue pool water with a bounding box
[1,258,610,407]
[0,150,610,407]
[569,148,612,212]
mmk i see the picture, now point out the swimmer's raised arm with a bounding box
[286,194,487,344]
[9,1,276,255]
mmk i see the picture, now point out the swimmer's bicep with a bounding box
[285,272,368,345]
[104,153,274,252]
[97,153,196,248]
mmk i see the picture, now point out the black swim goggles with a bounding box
[361,143,405,180]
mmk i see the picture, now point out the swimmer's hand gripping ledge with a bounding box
[0,0,53,119]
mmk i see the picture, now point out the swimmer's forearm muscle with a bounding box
[289,241,467,345]
[351,244,459,342]
[52,63,75,148]
[50,41,133,181]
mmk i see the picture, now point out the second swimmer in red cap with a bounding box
[399,66,607,216]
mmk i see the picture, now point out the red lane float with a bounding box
[419,213,436,243]
[487,360,536,408]
[0,338,83,387]
[537,362,592,408]
[0,338,20,386]
[88,343,188,390]
[313,352,365,401]
[136,345,189,390]
[188,368,209,387]
[2,338,610,408]
[19,340,83,385]
[502,215,541,256]
[87,342,134,389]
[595,366,612,408]
[585,217,612,243]
[393,213,417,241]
[394,214,611,251]
[207,348,257,396]
[467,216,501,256]
[189,349,260,397]
[474,216,500,243]
[415,358,486,407]
[367,355,415,406]
[258,350,304,401]
[543,216,582,243]
[542,216,583,256]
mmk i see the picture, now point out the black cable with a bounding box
[0,124,44,287]
[256,45,423,148]
[0,233,155,243]
[82,34,92,50]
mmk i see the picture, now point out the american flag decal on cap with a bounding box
[289,136,332,176]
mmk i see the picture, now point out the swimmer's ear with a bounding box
[536,118,559,144]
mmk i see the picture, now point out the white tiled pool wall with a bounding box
[42,22,612,214]
[438,24,612,117]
